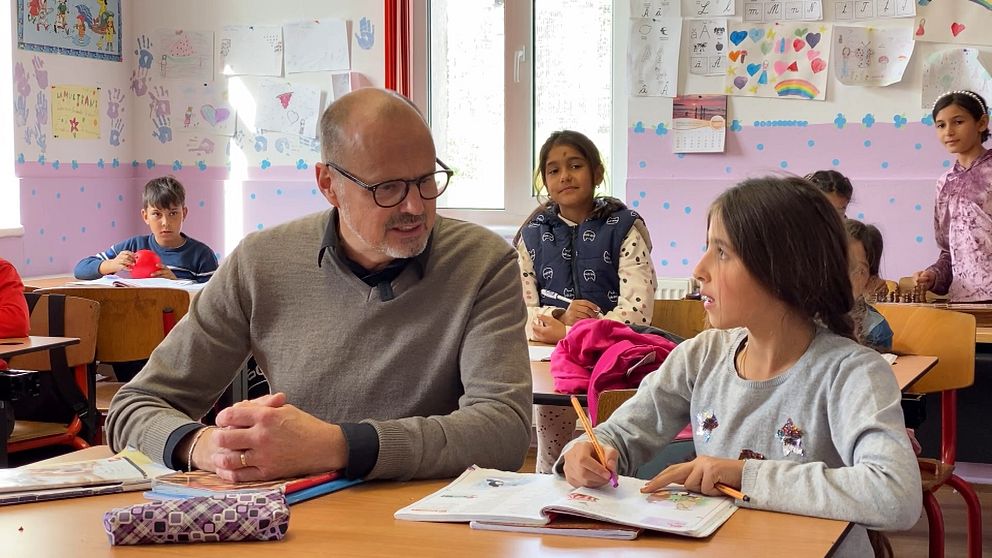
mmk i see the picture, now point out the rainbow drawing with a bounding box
[775,79,820,100]
[965,0,992,11]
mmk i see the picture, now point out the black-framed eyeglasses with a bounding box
[324,158,454,208]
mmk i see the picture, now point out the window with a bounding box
[0,1,21,232]
[415,0,616,229]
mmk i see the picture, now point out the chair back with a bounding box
[33,287,190,362]
[596,389,637,424]
[875,304,975,393]
[651,299,708,339]
[8,294,100,371]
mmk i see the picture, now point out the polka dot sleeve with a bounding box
[516,239,561,324]
[603,224,657,326]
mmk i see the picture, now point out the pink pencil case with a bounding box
[103,490,290,545]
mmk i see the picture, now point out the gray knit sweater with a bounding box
[557,326,922,556]
[106,210,533,480]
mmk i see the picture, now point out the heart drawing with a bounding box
[793,38,805,52]
[951,22,966,37]
[810,58,826,73]
[733,76,748,89]
[200,104,231,126]
[773,60,788,75]
[805,33,821,48]
[729,50,746,62]
[730,30,748,46]
[807,50,820,61]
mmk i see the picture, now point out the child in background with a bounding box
[559,177,921,557]
[846,219,893,351]
[514,130,657,473]
[805,169,853,217]
[73,176,218,382]
[74,176,218,284]
[859,223,890,300]
[0,258,30,340]
[914,90,992,301]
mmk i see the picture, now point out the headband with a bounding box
[932,90,989,115]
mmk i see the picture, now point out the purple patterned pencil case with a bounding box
[103,490,290,545]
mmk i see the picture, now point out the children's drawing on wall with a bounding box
[743,0,822,21]
[921,48,992,110]
[147,85,172,144]
[725,22,832,101]
[219,25,283,76]
[915,0,992,45]
[832,26,913,86]
[672,94,727,154]
[51,85,99,139]
[833,0,914,19]
[355,17,375,50]
[685,0,736,16]
[186,136,216,157]
[18,0,122,62]
[105,87,124,147]
[154,29,214,82]
[628,17,681,97]
[13,62,32,128]
[632,0,681,17]
[687,19,728,76]
[173,84,236,136]
[284,19,350,74]
[131,34,154,97]
[244,78,322,138]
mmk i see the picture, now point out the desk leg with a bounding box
[0,400,9,467]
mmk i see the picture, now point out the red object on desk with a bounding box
[129,250,161,279]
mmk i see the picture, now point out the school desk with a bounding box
[0,335,81,467]
[976,327,992,345]
[1,446,850,558]
[531,354,939,406]
[21,274,76,290]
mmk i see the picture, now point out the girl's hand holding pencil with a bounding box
[641,455,750,502]
[561,396,620,489]
[539,289,603,325]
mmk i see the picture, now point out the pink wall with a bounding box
[628,118,948,281]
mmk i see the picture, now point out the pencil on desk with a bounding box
[569,395,618,488]
[714,482,750,502]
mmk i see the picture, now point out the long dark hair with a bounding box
[932,90,990,143]
[710,176,855,340]
[804,170,853,202]
[845,219,883,277]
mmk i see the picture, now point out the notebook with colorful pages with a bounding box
[0,449,173,505]
[148,469,363,505]
[394,466,738,539]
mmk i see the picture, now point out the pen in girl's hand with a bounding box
[540,289,603,317]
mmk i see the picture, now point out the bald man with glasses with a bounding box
[107,88,532,483]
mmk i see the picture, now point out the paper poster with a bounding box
[632,0,681,18]
[743,0,823,21]
[331,73,353,100]
[173,83,236,136]
[725,22,832,101]
[832,0,915,19]
[154,29,213,81]
[672,95,727,153]
[249,78,322,138]
[832,26,914,86]
[51,85,100,139]
[921,48,992,110]
[219,25,283,76]
[628,18,682,97]
[17,0,122,62]
[684,0,736,16]
[686,19,728,76]
[284,19,350,73]
[914,0,992,46]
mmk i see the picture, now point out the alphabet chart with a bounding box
[686,0,736,17]
[628,17,682,97]
[687,19,728,76]
[743,0,823,21]
[672,95,728,154]
[833,0,914,20]
[631,0,681,18]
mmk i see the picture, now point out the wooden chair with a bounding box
[597,389,637,423]
[875,304,982,558]
[6,293,100,454]
[651,299,708,339]
[33,287,191,439]
[33,287,190,363]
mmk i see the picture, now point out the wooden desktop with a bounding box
[0,446,850,557]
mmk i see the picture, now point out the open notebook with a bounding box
[395,466,738,539]
[67,276,206,292]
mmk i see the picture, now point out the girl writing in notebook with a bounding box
[514,130,657,473]
[558,177,921,557]
[913,90,992,301]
